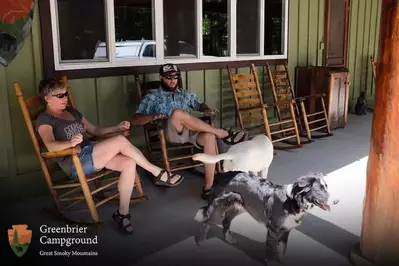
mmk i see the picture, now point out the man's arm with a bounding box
[131,113,157,126]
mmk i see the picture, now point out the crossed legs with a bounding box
[169,109,222,190]
[91,135,182,232]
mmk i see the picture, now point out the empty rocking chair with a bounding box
[266,62,332,142]
[227,64,302,150]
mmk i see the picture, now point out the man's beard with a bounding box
[161,80,177,91]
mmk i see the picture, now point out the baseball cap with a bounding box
[159,63,180,76]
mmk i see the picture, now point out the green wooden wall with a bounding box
[0,0,381,178]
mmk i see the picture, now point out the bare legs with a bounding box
[170,109,229,139]
[196,132,217,190]
[91,135,182,214]
[170,109,220,190]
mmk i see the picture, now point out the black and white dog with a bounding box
[194,172,336,265]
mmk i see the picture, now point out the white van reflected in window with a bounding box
[93,40,197,60]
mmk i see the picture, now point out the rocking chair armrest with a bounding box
[89,129,130,141]
[264,100,296,108]
[296,93,326,101]
[41,147,81,159]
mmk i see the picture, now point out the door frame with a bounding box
[323,0,350,67]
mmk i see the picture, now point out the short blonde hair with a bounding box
[38,78,65,98]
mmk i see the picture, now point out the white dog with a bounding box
[193,134,274,179]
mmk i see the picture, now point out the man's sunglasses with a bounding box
[51,91,69,99]
[163,75,179,80]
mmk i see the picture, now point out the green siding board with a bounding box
[204,69,222,127]
[96,76,127,127]
[187,70,205,101]
[68,78,99,125]
[298,0,309,66]
[0,66,11,178]
[317,0,325,66]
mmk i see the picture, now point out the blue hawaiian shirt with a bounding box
[136,86,203,116]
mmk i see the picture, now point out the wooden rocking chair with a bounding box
[227,64,302,150]
[266,62,332,141]
[134,76,221,173]
[14,80,148,225]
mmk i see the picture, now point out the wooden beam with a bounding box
[357,0,399,264]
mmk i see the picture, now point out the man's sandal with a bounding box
[222,128,247,146]
[112,209,134,235]
[152,169,184,187]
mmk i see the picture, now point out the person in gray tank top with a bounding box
[36,78,184,234]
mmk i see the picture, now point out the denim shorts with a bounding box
[70,144,102,179]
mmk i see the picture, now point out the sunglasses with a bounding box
[51,91,68,99]
[163,75,179,80]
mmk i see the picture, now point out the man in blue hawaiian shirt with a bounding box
[132,63,247,200]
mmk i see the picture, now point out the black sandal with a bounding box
[112,209,134,235]
[222,128,247,146]
[152,169,184,187]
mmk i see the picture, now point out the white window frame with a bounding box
[50,0,289,71]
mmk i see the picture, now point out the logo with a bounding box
[8,224,32,257]
[0,0,35,66]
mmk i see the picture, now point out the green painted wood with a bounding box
[308,0,320,66]
[0,66,11,178]
[204,69,222,127]
[68,78,99,125]
[317,0,325,66]
[298,0,310,66]
[96,76,128,127]
[347,0,381,111]
[288,0,299,77]
[187,70,205,102]
[7,38,40,175]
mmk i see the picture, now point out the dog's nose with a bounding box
[333,199,339,205]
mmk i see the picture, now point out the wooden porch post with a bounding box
[352,0,399,265]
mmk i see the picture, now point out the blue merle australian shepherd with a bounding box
[194,171,337,265]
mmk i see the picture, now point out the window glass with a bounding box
[164,0,197,58]
[203,0,229,57]
[57,0,107,61]
[113,0,155,61]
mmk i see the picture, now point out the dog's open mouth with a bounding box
[313,199,330,211]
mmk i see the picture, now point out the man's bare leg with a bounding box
[196,132,217,190]
[170,109,228,139]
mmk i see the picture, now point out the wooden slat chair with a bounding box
[134,76,221,173]
[14,81,147,225]
[266,62,332,141]
[227,64,302,150]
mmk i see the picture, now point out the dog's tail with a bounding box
[192,153,233,164]
[194,206,208,222]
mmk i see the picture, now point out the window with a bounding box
[48,0,288,71]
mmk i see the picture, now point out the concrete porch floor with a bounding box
[1,113,373,266]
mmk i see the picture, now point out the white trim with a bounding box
[106,0,116,64]
[229,0,237,58]
[283,0,289,57]
[154,0,164,61]
[50,0,289,71]
[197,0,203,59]
[49,0,60,67]
[259,0,265,56]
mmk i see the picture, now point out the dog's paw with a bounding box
[224,232,237,244]
[194,234,206,246]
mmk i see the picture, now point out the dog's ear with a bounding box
[290,177,317,196]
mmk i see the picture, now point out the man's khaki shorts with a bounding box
[165,118,201,148]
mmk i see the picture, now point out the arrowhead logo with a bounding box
[8,224,32,257]
[0,0,35,66]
